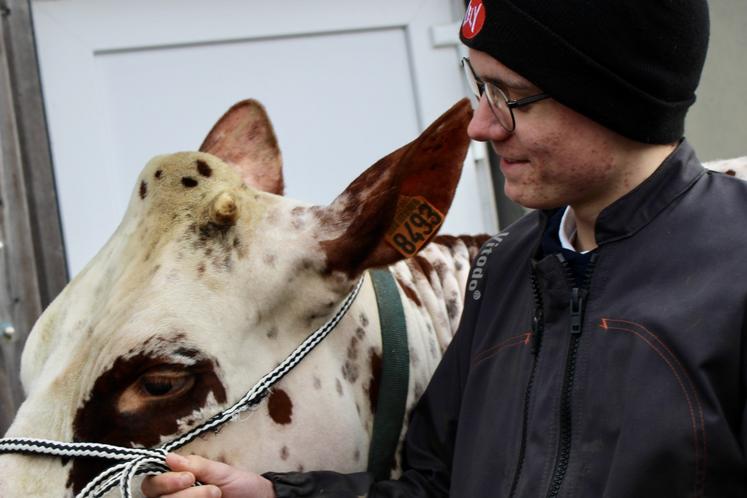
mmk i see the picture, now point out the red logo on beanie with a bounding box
[462,0,486,39]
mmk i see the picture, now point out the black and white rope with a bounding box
[0,278,364,498]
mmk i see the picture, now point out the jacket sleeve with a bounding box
[263,268,484,498]
[742,321,747,454]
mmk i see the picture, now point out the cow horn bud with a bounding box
[209,191,239,226]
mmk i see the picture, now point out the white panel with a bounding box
[95,29,419,206]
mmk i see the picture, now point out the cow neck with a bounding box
[0,278,364,498]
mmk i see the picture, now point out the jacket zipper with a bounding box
[506,265,545,498]
[545,253,597,498]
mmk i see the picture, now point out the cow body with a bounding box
[0,100,483,497]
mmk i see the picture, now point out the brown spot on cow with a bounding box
[267,388,293,425]
[395,277,422,307]
[197,262,206,277]
[182,177,199,188]
[139,180,148,199]
[298,259,314,272]
[413,255,435,281]
[342,360,359,383]
[336,378,343,396]
[347,336,360,360]
[313,376,322,390]
[305,311,321,325]
[68,350,226,494]
[367,349,383,414]
[263,254,277,267]
[434,261,448,280]
[359,313,369,327]
[266,327,278,340]
[154,169,163,179]
[446,297,459,320]
[355,327,365,340]
[196,160,213,177]
[354,448,361,462]
[280,446,290,460]
[726,169,736,176]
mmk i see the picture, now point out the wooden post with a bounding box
[0,0,68,434]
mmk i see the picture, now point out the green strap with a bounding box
[367,268,410,481]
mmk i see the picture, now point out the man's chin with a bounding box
[503,188,563,212]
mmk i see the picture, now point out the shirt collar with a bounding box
[558,207,592,254]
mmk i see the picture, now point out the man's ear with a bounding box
[200,99,284,195]
[318,99,473,277]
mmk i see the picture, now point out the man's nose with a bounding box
[467,96,511,143]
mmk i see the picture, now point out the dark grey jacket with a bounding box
[268,140,747,497]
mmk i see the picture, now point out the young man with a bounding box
[144,1,747,496]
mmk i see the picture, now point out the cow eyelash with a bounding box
[138,371,194,398]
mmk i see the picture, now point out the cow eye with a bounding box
[117,367,198,413]
[138,370,194,398]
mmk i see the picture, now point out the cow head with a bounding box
[0,99,472,496]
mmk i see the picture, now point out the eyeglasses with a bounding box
[461,57,550,132]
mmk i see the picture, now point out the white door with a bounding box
[32,0,496,276]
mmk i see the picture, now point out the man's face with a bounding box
[466,49,642,213]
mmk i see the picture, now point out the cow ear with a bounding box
[200,99,284,195]
[319,99,472,277]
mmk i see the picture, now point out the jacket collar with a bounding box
[595,139,704,244]
[538,139,705,247]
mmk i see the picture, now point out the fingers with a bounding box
[141,471,195,497]
[160,485,222,498]
[165,453,236,484]
[142,453,274,498]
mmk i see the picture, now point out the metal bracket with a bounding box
[1,322,15,341]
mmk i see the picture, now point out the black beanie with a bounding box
[459,0,710,144]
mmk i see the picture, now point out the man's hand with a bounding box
[141,453,276,498]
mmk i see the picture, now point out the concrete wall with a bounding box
[686,0,747,161]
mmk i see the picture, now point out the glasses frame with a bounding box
[461,57,550,132]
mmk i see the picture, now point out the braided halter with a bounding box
[0,278,364,498]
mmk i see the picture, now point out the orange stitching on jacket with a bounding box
[472,331,532,366]
[601,318,708,484]
[599,318,706,497]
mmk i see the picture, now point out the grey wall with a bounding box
[686,0,747,161]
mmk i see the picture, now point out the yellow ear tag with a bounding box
[385,196,445,258]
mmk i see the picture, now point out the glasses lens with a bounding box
[485,84,515,131]
[461,59,516,132]
[461,59,482,103]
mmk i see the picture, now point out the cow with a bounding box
[0,98,489,497]
[702,155,747,178]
